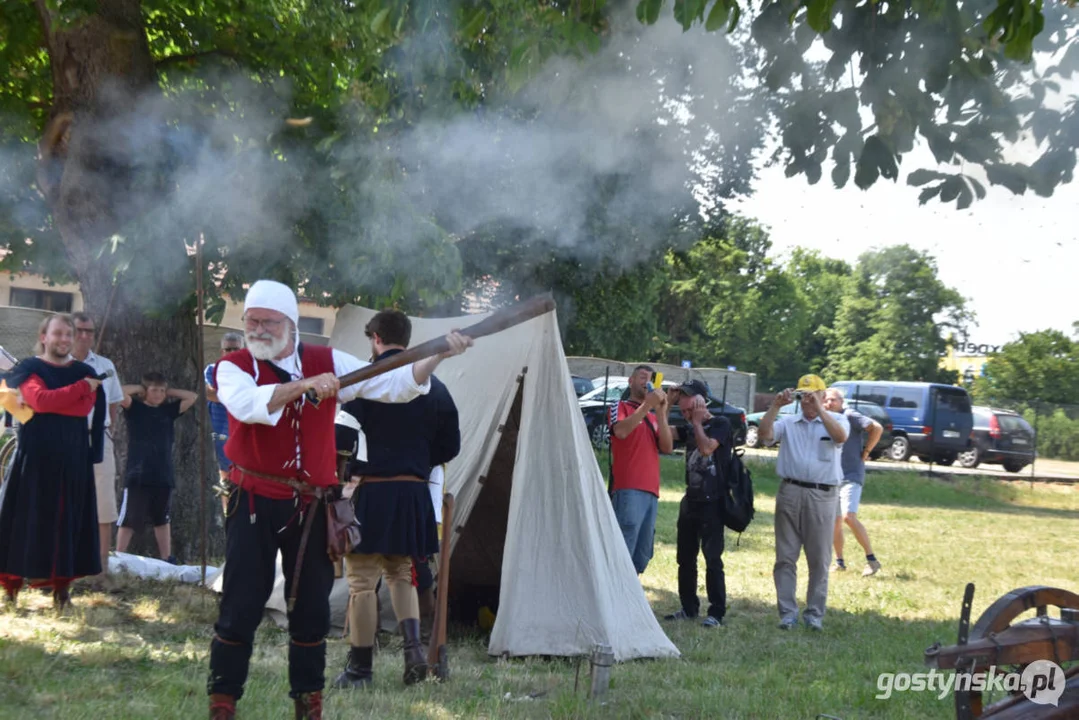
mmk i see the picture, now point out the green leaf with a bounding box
[460,9,488,41]
[705,0,731,32]
[986,164,1028,194]
[831,161,850,188]
[918,185,943,205]
[805,0,837,33]
[370,7,391,36]
[939,176,961,202]
[956,182,974,210]
[636,0,663,24]
[726,3,741,32]
[906,169,946,187]
[967,176,987,200]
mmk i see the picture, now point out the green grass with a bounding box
[2,457,1077,719]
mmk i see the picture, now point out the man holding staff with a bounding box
[206,280,472,720]
[331,309,461,690]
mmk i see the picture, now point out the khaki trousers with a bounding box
[773,481,836,624]
[344,553,417,647]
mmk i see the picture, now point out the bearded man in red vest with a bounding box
[207,280,472,720]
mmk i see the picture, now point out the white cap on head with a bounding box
[243,280,299,326]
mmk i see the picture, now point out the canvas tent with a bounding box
[213,303,678,662]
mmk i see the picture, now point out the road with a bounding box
[740,447,1079,483]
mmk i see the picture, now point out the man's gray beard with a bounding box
[247,333,288,361]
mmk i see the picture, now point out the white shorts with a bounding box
[94,432,119,524]
[837,482,863,516]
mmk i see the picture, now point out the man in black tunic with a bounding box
[0,314,105,610]
[332,309,461,689]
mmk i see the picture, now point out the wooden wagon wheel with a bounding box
[956,586,1079,719]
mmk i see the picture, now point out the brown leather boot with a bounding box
[293,691,322,720]
[331,646,373,689]
[399,618,428,685]
[208,694,236,719]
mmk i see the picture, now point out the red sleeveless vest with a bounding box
[217,345,337,500]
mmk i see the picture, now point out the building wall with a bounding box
[0,271,335,345]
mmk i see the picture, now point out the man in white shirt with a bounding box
[207,280,472,720]
[759,374,849,632]
[71,312,124,578]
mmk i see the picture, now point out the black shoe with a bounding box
[664,609,696,621]
[331,646,373,689]
[399,619,428,685]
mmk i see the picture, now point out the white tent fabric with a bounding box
[327,304,678,661]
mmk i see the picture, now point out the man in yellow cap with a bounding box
[758,374,849,632]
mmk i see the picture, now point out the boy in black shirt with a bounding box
[116,372,197,563]
[664,380,732,628]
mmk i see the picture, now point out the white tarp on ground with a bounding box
[109,551,217,584]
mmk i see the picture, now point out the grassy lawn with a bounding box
[2,458,1077,719]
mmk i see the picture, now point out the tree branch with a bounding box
[155,49,236,69]
[33,0,54,41]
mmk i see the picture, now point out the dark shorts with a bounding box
[118,486,173,528]
[212,434,231,473]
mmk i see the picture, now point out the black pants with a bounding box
[208,488,335,700]
[676,496,726,620]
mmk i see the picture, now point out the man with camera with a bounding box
[609,365,673,575]
[758,374,849,632]
[663,380,731,628]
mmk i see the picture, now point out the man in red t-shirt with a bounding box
[609,365,673,574]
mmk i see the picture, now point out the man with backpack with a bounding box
[664,380,733,628]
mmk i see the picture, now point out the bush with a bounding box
[1023,408,1079,461]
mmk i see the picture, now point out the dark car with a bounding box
[744,400,892,459]
[581,383,746,450]
[669,396,748,449]
[846,400,895,460]
[571,375,594,398]
[959,406,1035,473]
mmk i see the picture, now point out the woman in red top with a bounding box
[0,315,104,610]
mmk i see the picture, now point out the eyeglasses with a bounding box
[243,317,285,332]
[222,346,242,352]
[75,328,96,335]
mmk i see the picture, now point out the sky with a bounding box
[732,145,1078,349]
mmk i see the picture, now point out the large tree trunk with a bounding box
[36,0,223,561]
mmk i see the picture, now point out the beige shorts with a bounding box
[94,432,118,524]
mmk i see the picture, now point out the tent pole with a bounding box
[195,234,208,585]
[603,366,612,496]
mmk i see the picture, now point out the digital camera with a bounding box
[794,391,804,402]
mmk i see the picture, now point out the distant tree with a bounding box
[978,330,1079,405]
[825,246,969,382]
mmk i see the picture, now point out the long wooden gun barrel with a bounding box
[305,292,555,405]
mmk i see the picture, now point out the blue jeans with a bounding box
[612,489,658,574]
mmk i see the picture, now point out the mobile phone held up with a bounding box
[647,371,664,392]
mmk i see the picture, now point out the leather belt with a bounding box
[360,475,427,484]
[234,465,323,497]
[233,464,328,612]
[783,478,836,491]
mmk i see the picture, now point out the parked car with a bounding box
[959,406,1035,473]
[580,380,746,449]
[743,400,893,459]
[571,375,595,397]
[829,381,974,465]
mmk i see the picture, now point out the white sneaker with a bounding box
[863,559,882,576]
